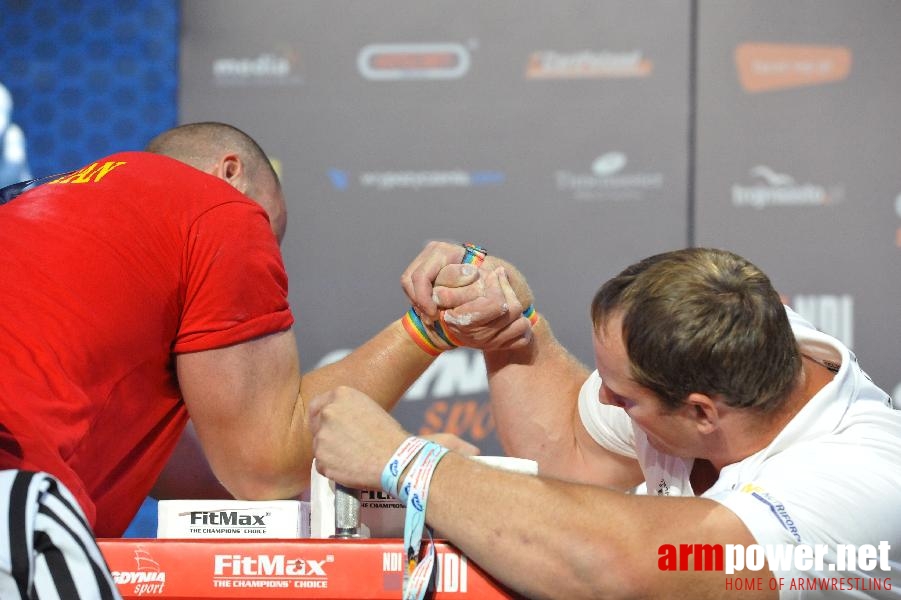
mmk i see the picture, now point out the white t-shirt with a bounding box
[578,307,901,598]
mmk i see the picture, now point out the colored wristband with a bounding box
[433,311,464,348]
[404,245,538,353]
[429,241,488,348]
[401,307,447,356]
[399,441,449,600]
[381,436,429,499]
[522,303,539,326]
[402,241,489,355]
[461,242,487,266]
[397,440,447,505]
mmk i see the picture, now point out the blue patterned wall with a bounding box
[0,0,178,179]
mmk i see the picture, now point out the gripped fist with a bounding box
[309,386,409,490]
[401,240,536,351]
[401,240,470,321]
[434,266,532,351]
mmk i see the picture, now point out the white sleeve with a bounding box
[705,442,901,598]
[577,370,637,459]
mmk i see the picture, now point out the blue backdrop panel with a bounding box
[0,0,178,178]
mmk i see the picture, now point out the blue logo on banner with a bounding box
[328,168,350,190]
[469,170,505,186]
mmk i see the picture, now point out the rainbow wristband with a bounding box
[522,303,539,326]
[460,242,487,266]
[432,312,463,348]
[401,307,445,356]
[403,242,489,355]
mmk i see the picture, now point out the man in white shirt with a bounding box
[311,242,900,599]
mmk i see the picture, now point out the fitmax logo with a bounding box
[214,554,330,577]
[189,511,266,526]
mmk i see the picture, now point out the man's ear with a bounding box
[685,392,719,434]
[209,153,247,193]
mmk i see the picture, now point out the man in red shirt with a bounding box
[0,123,522,599]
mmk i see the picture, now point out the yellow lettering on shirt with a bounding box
[51,161,127,184]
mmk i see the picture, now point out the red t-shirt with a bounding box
[0,152,294,537]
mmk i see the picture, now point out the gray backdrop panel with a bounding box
[180,0,899,453]
[695,0,901,402]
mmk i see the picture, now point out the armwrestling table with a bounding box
[99,538,517,599]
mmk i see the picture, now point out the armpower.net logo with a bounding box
[735,43,852,93]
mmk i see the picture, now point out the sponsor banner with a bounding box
[696,3,900,402]
[731,166,844,210]
[211,48,304,87]
[328,168,505,192]
[179,0,692,464]
[556,152,664,202]
[525,49,653,79]
[782,294,854,349]
[735,43,852,93]
[99,539,514,598]
[357,43,472,81]
[157,500,310,539]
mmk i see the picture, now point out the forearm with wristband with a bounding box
[381,436,451,600]
[401,242,539,356]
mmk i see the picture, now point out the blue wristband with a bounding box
[400,441,449,600]
[381,436,429,499]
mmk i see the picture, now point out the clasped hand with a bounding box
[311,241,533,489]
[401,240,534,351]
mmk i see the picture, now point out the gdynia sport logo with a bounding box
[658,541,892,593]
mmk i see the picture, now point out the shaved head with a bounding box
[146,122,286,241]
